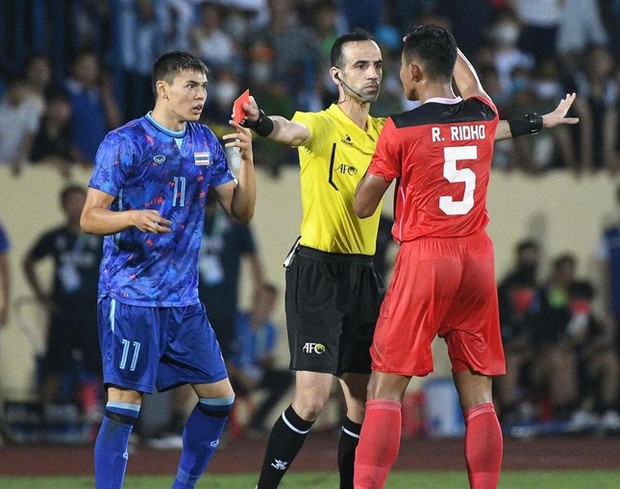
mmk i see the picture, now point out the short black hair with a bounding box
[402,24,457,82]
[330,29,375,68]
[152,51,209,97]
[552,253,576,271]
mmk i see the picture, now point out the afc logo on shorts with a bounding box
[303,342,326,354]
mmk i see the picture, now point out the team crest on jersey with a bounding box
[340,134,353,146]
[153,155,166,164]
[194,151,211,166]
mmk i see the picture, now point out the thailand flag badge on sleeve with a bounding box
[194,151,211,166]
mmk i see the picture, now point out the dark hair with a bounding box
[402,25,457,82]
[330,29,375,68]
[60,184,86,206]
[552,253,576,271]
[152,51,209,97]
[516,239,539,255]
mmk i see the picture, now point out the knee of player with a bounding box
[293,394,331,421]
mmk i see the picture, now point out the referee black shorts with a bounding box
[285,245,385,376]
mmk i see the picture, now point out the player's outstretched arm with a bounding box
[495,93,580,141]
[240,96,310,147]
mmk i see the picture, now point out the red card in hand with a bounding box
[233,89,250,125]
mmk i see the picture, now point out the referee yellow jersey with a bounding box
[292,104,386,255]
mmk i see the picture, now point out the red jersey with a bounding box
[368,96,498,243]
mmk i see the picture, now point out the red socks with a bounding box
[464,402,503,489]
[354,400,502,489]
[354,400,402,489]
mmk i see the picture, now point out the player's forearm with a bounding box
[80,207,139,236]
[230,160,257,224]
[495,120,513,141]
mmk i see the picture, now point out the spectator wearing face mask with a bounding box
[487,11,535,95]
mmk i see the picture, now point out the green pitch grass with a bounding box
[2,471,620,488]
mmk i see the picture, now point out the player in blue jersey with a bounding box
[80,51,256,489]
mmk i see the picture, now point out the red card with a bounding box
[233,89,250,125]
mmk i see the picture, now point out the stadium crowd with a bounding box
[1,0,619,177]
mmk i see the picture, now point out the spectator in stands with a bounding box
[594,183,620,357]
[22,185,103,416]
[556,0,608,74]
[229,283,293,436]
[496,239,541,423]
[565,280,620,433]
[0,74,41,175]
[29,90,80,178]
[565,45,618,175]
[508,61,578,173]
[531,253,580,423]
[439,0,499,56]
[248,0,322,108]
[24,53,53,115]
[117,0,164,121]
[511,0,562,65]
[0,219,10,329]
[64,49,121,165]
[190,3,239,72]
[160,0,194,52]
[0,219,9,446]
[243,49,297,176]
[487,10,535,95]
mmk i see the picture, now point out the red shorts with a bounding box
[370,231,505,377]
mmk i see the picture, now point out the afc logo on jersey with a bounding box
[335,164,358,176]
[303,342,326,354]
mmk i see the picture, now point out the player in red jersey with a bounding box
[351,25,559,489]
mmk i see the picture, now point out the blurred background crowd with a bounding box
[1,0,620,444]
[1,0,619,178]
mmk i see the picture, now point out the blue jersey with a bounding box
[89,113,235,307]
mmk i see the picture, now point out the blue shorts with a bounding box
[98,297,228,394]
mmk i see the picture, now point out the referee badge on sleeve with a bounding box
[194,151,211,166]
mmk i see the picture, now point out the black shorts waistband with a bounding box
[298,245,374,265]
